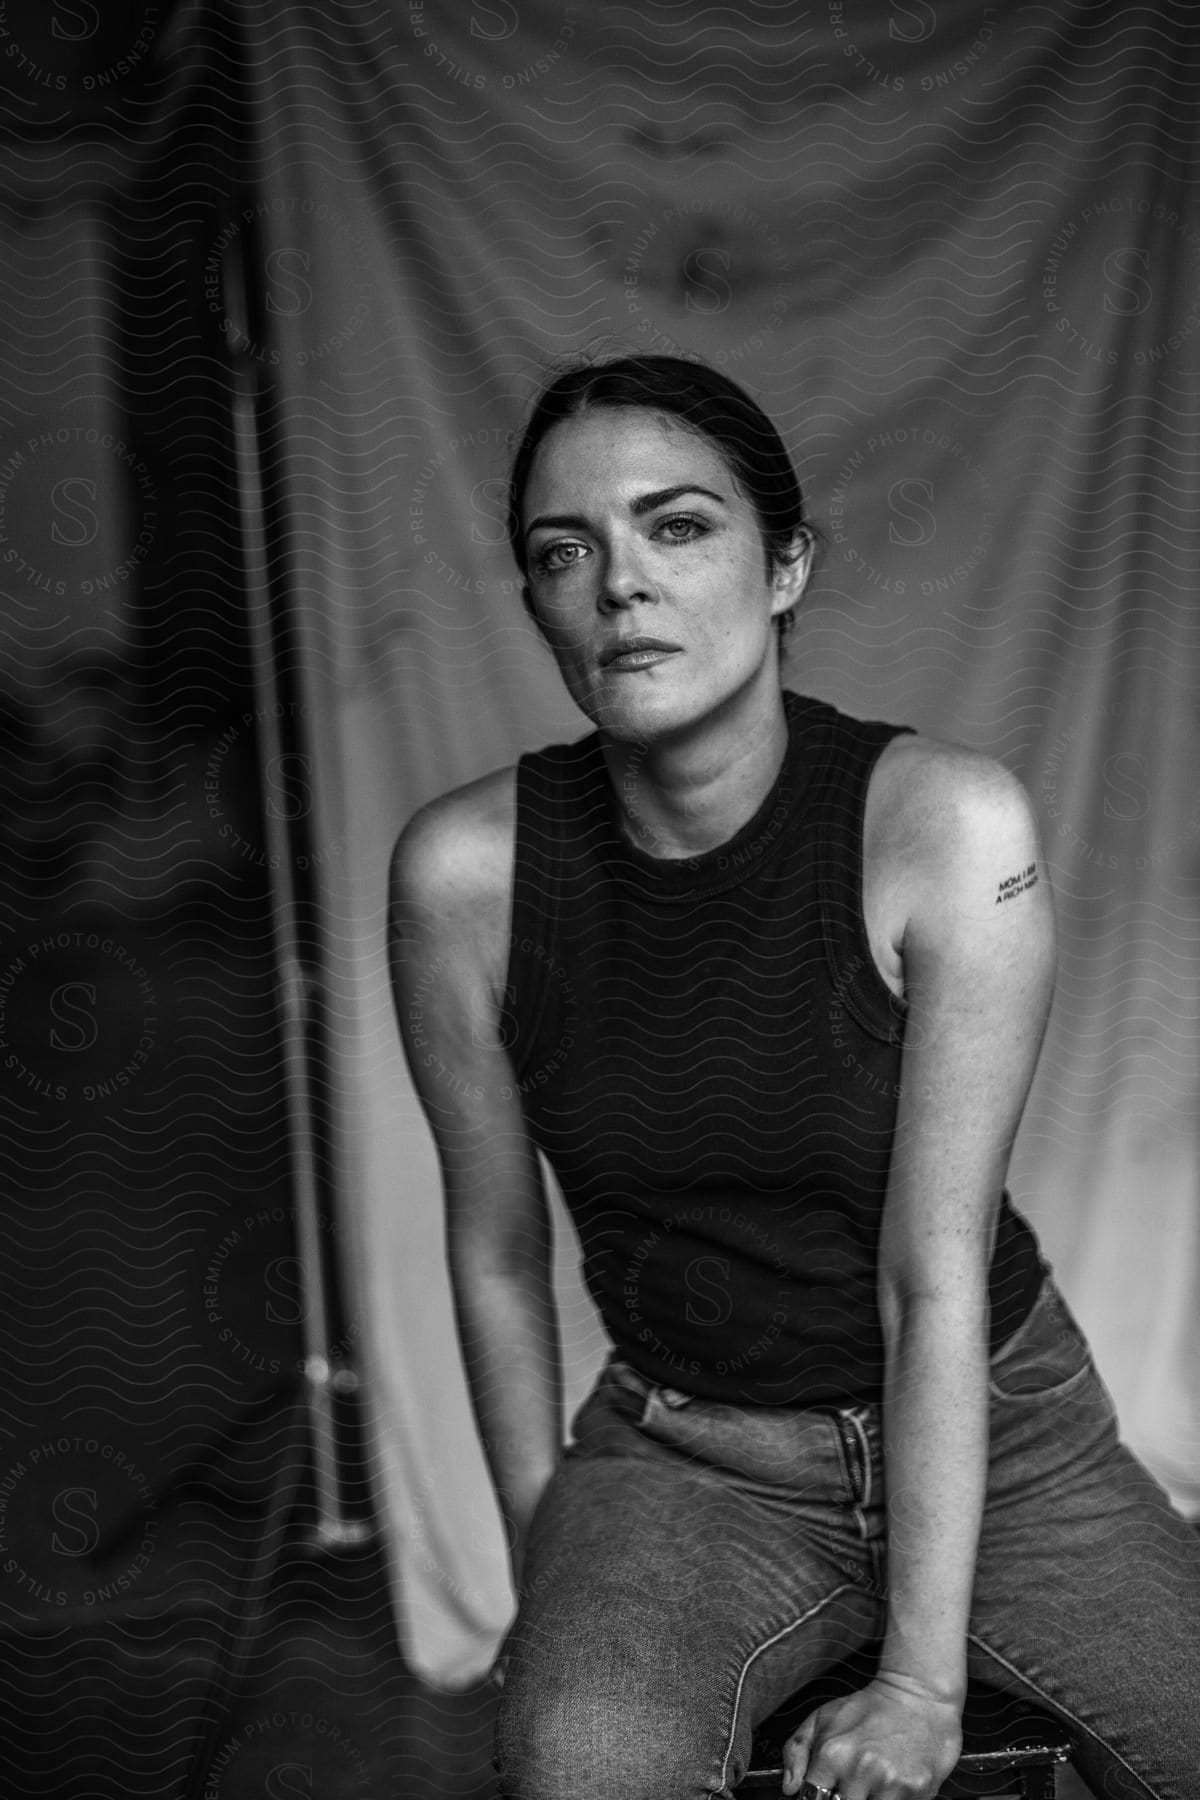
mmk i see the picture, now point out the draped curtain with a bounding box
[233,0,1200,1684]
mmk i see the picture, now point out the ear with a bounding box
[769,526,816,618]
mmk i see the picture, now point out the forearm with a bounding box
[878,1290,990,1706]
[449,1244,564,1585]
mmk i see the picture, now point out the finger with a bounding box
[786,1775,843,1800]
[779,1710,819,1797]
[797,1773,854,1800]
[790,1741,848,1800]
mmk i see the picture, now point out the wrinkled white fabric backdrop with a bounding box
[234,0,1200,1685]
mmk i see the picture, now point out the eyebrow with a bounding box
[524,484,727,538]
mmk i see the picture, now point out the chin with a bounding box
[580,682,701,745]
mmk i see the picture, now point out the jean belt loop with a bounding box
[837,1406,870,1503]
[607,1359,654,1401]
[852,1408,873,1511]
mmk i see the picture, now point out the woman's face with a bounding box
[520,407,809,740]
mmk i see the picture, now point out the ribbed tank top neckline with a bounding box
[575,689,835,904]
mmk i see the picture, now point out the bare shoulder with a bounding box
[390,765,517,918]
[869,730,1041,869]
[389,767,518,1005]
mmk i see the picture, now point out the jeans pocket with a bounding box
[987,1276,1098,1404]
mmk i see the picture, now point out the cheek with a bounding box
[527,583,582,633]
[694,562,773,634]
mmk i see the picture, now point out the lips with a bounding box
[599,637,682,667]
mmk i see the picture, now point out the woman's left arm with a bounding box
[784,749,1057,1800]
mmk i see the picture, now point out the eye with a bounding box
[654,513,709,544]
[530,539,589,577]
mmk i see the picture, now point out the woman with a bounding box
[389,355,1200,1800]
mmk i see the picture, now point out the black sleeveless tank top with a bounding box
[502,689,1046,1407]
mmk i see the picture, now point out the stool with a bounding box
[735,1647,1074,1799]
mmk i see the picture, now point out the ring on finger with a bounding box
[800,1785,840,1800]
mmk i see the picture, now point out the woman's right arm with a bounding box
[387,785,563,1593]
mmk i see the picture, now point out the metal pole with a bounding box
[225,260,369,1551]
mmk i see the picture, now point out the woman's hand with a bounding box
[780,1673,962,1800]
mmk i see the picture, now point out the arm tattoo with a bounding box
[995,862,1038,905]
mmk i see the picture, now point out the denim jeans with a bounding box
[494,1273,1200,1799]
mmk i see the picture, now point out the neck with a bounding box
[600,685,791,861]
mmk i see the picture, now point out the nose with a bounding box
[598,533,658,612]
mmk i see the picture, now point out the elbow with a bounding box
[877,1265,991,1354]
[447,1222,553,1289]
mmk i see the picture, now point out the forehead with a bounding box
[524,406,738,504]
